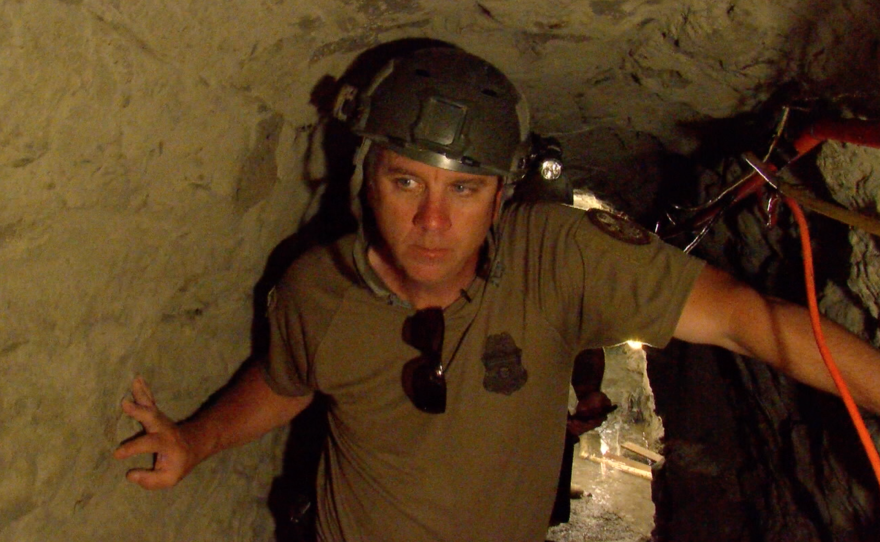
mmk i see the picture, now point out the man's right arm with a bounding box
[674,265,880,414]
[113,359,314,490]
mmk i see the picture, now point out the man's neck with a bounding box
[367,247,476,309]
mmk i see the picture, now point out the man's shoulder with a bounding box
[502,199,589,218]
[500,201,657,247]
[278,233,360,296]
[498,201,587,236]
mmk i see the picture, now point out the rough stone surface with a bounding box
[648,112,880,541]
[2,1,880,541]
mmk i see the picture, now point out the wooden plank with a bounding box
[586,453,653,481]
[622,441,664,463]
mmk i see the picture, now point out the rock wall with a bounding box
[649,126,880,540]
[2,1,880,540]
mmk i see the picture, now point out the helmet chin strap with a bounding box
[349,138,373,222]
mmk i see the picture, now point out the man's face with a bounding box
[367,148,502,293]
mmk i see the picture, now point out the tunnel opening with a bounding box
[547,343,660,542]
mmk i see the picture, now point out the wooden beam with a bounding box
[586,452,653,481]
[622,441,664,463]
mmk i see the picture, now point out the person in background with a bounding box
[550,348,616,526]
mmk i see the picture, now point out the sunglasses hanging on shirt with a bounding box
[401,308,447,414]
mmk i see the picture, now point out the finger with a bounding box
[120,398,163,430]
[131,376,156,408]
[114,432,163,460]
[121,397,174,434]
[120,397,150,417]
[125,467,179,490]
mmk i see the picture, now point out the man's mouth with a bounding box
[413,246,450,259]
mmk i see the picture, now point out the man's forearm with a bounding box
[740,296,880,415]
[181,359,314,465]
[676,265,880,414]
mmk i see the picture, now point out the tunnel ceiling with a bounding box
[2,1,880,541]
[6,1,880,219]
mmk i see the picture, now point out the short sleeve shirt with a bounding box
[264,202,704,542]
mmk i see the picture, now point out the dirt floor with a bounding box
[546,437,655,542]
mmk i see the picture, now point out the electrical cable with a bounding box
[784,196,880,491]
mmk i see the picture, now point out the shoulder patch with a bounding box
[587,209,651,245]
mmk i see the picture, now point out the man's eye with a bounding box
[453,183,476,195]
[399,177,420,187]
[393,178,416,190]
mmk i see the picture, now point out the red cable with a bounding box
[784,196,880,490]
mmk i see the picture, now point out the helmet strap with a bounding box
[349,138,373,221]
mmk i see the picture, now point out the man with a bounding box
[115,46,880,541]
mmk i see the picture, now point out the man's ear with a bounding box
[492,180,504,221]
[361,144,383,207]
[364,177,377,209]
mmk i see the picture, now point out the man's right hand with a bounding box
[114,376,199,490]
[115,361,314,491]
[566,391,617,436]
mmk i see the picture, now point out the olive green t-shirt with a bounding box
[265,202,704,542]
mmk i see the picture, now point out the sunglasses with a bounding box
[401,307,447,414]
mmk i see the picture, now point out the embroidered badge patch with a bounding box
[482,333,528,395]
[587,209,651,245]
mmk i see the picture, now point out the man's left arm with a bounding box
[673,265,880,415]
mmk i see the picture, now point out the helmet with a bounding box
[335,47,531,180]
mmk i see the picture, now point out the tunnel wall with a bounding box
[650,139,880,541]
[2,1,879,540]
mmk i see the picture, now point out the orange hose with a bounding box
[811,119,880,150]
[791,119,880,156]
[784,196,880,490]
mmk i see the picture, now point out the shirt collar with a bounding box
[351,221,504,310]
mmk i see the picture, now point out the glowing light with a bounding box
[626,340,643,350]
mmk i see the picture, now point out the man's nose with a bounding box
[413,192,451,231]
